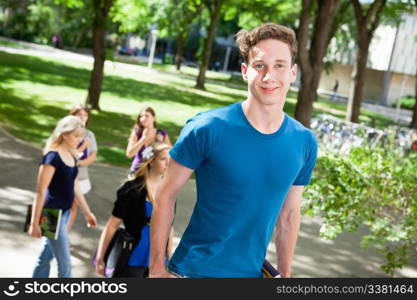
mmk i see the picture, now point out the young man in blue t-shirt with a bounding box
[150,23,318,278]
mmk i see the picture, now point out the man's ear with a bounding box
[241,62,248,81]
[290,63,297,84]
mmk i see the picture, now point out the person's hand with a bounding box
[95,257,105,276]
[83,138,91,149]
[28,223,42,238]
[155,132,165,142]
[85,212,98,228]
[76,158,85,167]
[142,128,156,145]
[77,137,91,154]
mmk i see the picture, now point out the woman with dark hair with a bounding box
[126,107,171,177]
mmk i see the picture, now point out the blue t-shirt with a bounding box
[168,102,318,278]
[41,151,78,211]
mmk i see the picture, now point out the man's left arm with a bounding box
[275,185,304,278]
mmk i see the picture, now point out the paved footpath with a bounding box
[0,128,416,278]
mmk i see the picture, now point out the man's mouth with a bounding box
[260,86,278,93]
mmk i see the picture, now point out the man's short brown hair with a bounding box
[235,23,297,65]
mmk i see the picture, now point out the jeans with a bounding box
[32,209,71,278]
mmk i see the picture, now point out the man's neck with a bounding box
[241,99,285,134]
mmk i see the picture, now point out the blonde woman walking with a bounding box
[96,142,172,277]
[28,116,97,278]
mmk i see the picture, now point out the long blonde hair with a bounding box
[134,141,170,204]
[44,115,85,157]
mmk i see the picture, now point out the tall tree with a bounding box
[346,0,387,123]
[86,0,113,110]
[294,0,342,128]
[183,0,300,89]
[156,0,204,70]
[195,0,225,90]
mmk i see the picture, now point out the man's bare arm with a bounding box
[275,185,304,278]
[149,159,193,277]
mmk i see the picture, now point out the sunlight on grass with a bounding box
[99,95,207,126]
[0,39,28,49]
[9,81,87,105]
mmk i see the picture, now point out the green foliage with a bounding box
[0,0,56,43]
[110,0,153,35]
[56,1,93,48]
[234,0,300,30]
[155,0,204,38]
[391,95,416,111]
[27,1,59,44]
[1,11,32,40]
[53,0,84,8]
[304,142,417,275]
[0,0,92,47]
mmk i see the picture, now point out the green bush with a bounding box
[391,95,416,111]
[163,53,174,64]
[303,145,417,275]
[0,3,57,44]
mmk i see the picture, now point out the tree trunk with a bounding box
[195,0,223,90]
[175,32,186,71]
[86,0,113,110]
[86,27,106,110]
[346,0,386,123]
[410,73,417,128]
[295,73,318,127]
[295,0,341,127]
[346,35,370,123]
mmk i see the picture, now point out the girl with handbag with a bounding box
[95,141,173,277]
[28,116,98,278]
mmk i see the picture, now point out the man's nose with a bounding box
[262,68,275,82]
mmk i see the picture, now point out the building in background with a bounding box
[318,11,417,106]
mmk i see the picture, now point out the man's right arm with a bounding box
[149,159,193,277]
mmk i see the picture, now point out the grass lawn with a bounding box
[0,48,396,167]
[0,39,29,49]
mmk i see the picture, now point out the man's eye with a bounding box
[275,64,284,68]
[254,64,264,69]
